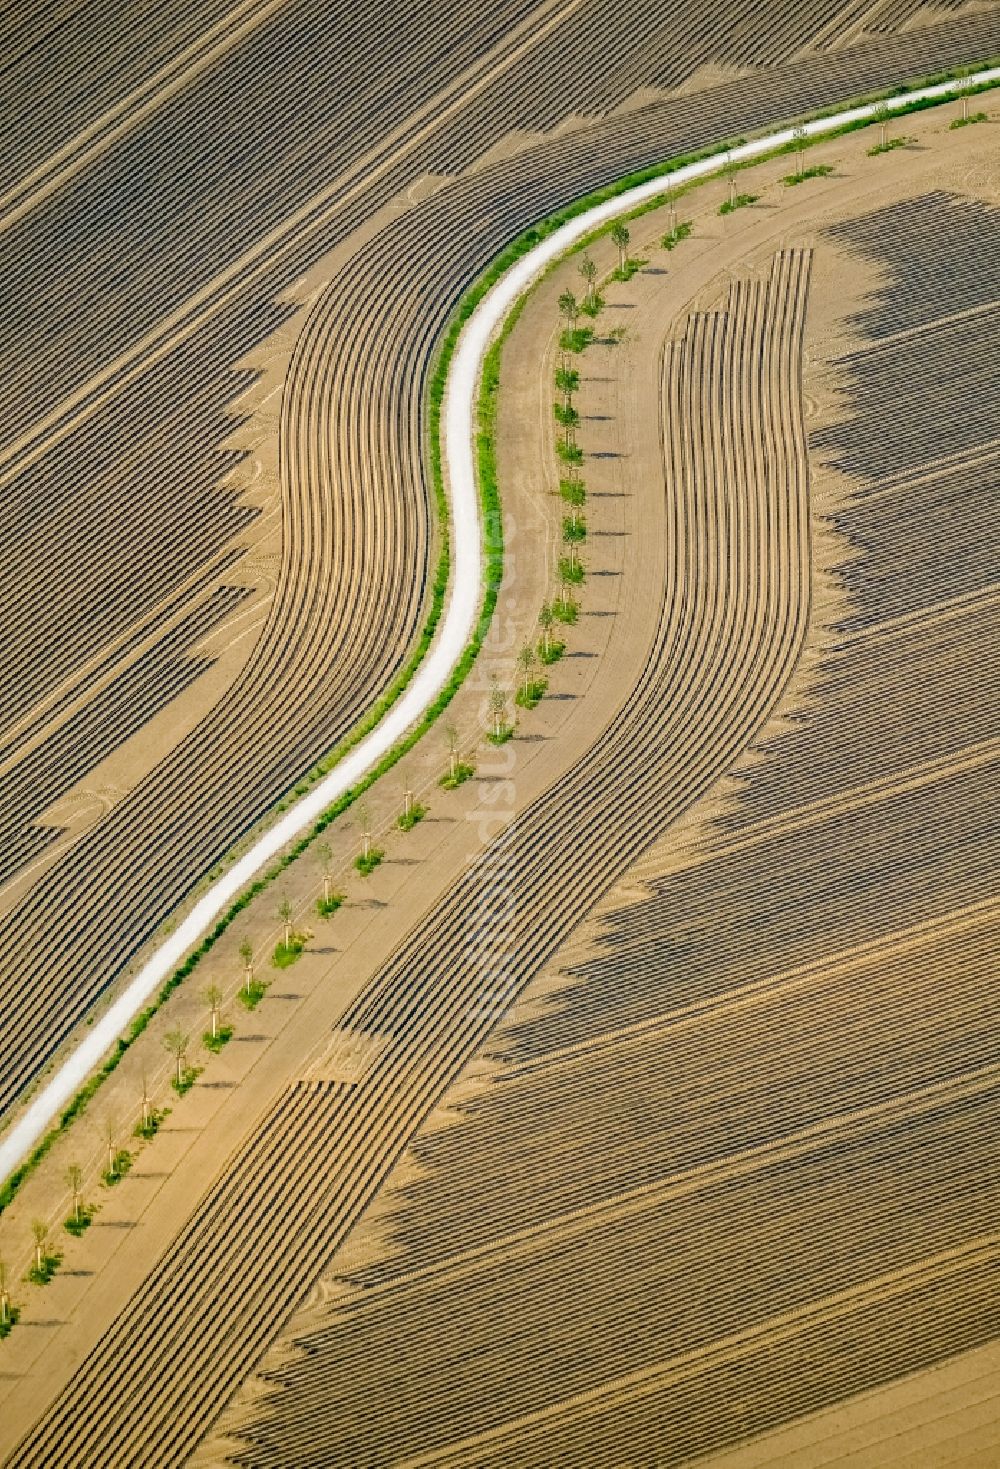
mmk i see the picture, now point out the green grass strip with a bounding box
[2,54,996,1215]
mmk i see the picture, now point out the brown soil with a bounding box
[2,0,996,1130]
[698,1337,1000,1467]
[193,105,996,1466]
[1,91,994,1465]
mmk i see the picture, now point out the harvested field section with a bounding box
[731,190,1000,822]
[514,753,998,1054]
[813,305,999,480]
[0,232,435,1116]
[0,0,568,1114]
[3,3,997,1129]
[223,186,1000,1464]
[335,906,999,1275]
[834,457,999,627]
[228,1084,1000,1468]
[723,596,997,817]
[825,191,1000,338]
[0,0,239,192]
[9,249,815,1467]
[0,585,251,887]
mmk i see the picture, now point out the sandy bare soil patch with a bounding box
[1,22,998,1469]
[196,104,998,1469]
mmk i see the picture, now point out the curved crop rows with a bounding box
[0,233,435,1117]
[10,245,814,1466]
[225,191,1000,1467]
[0,3,995,1127]
[0,0,239,196]
[0,585,250,887]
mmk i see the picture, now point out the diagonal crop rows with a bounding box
[10,247,815,1466]
[227,189,1000,1468]
[1,4,995,1125]
[0,585,250,888]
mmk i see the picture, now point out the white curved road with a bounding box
[1,67,995,1186]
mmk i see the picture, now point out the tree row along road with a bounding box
[0,7,995,1156]
[0,0,571,858]
[3,45,992,1457]
[8,240,816,1466]
[223,177,1000,1465]
[0,2,992,1122]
